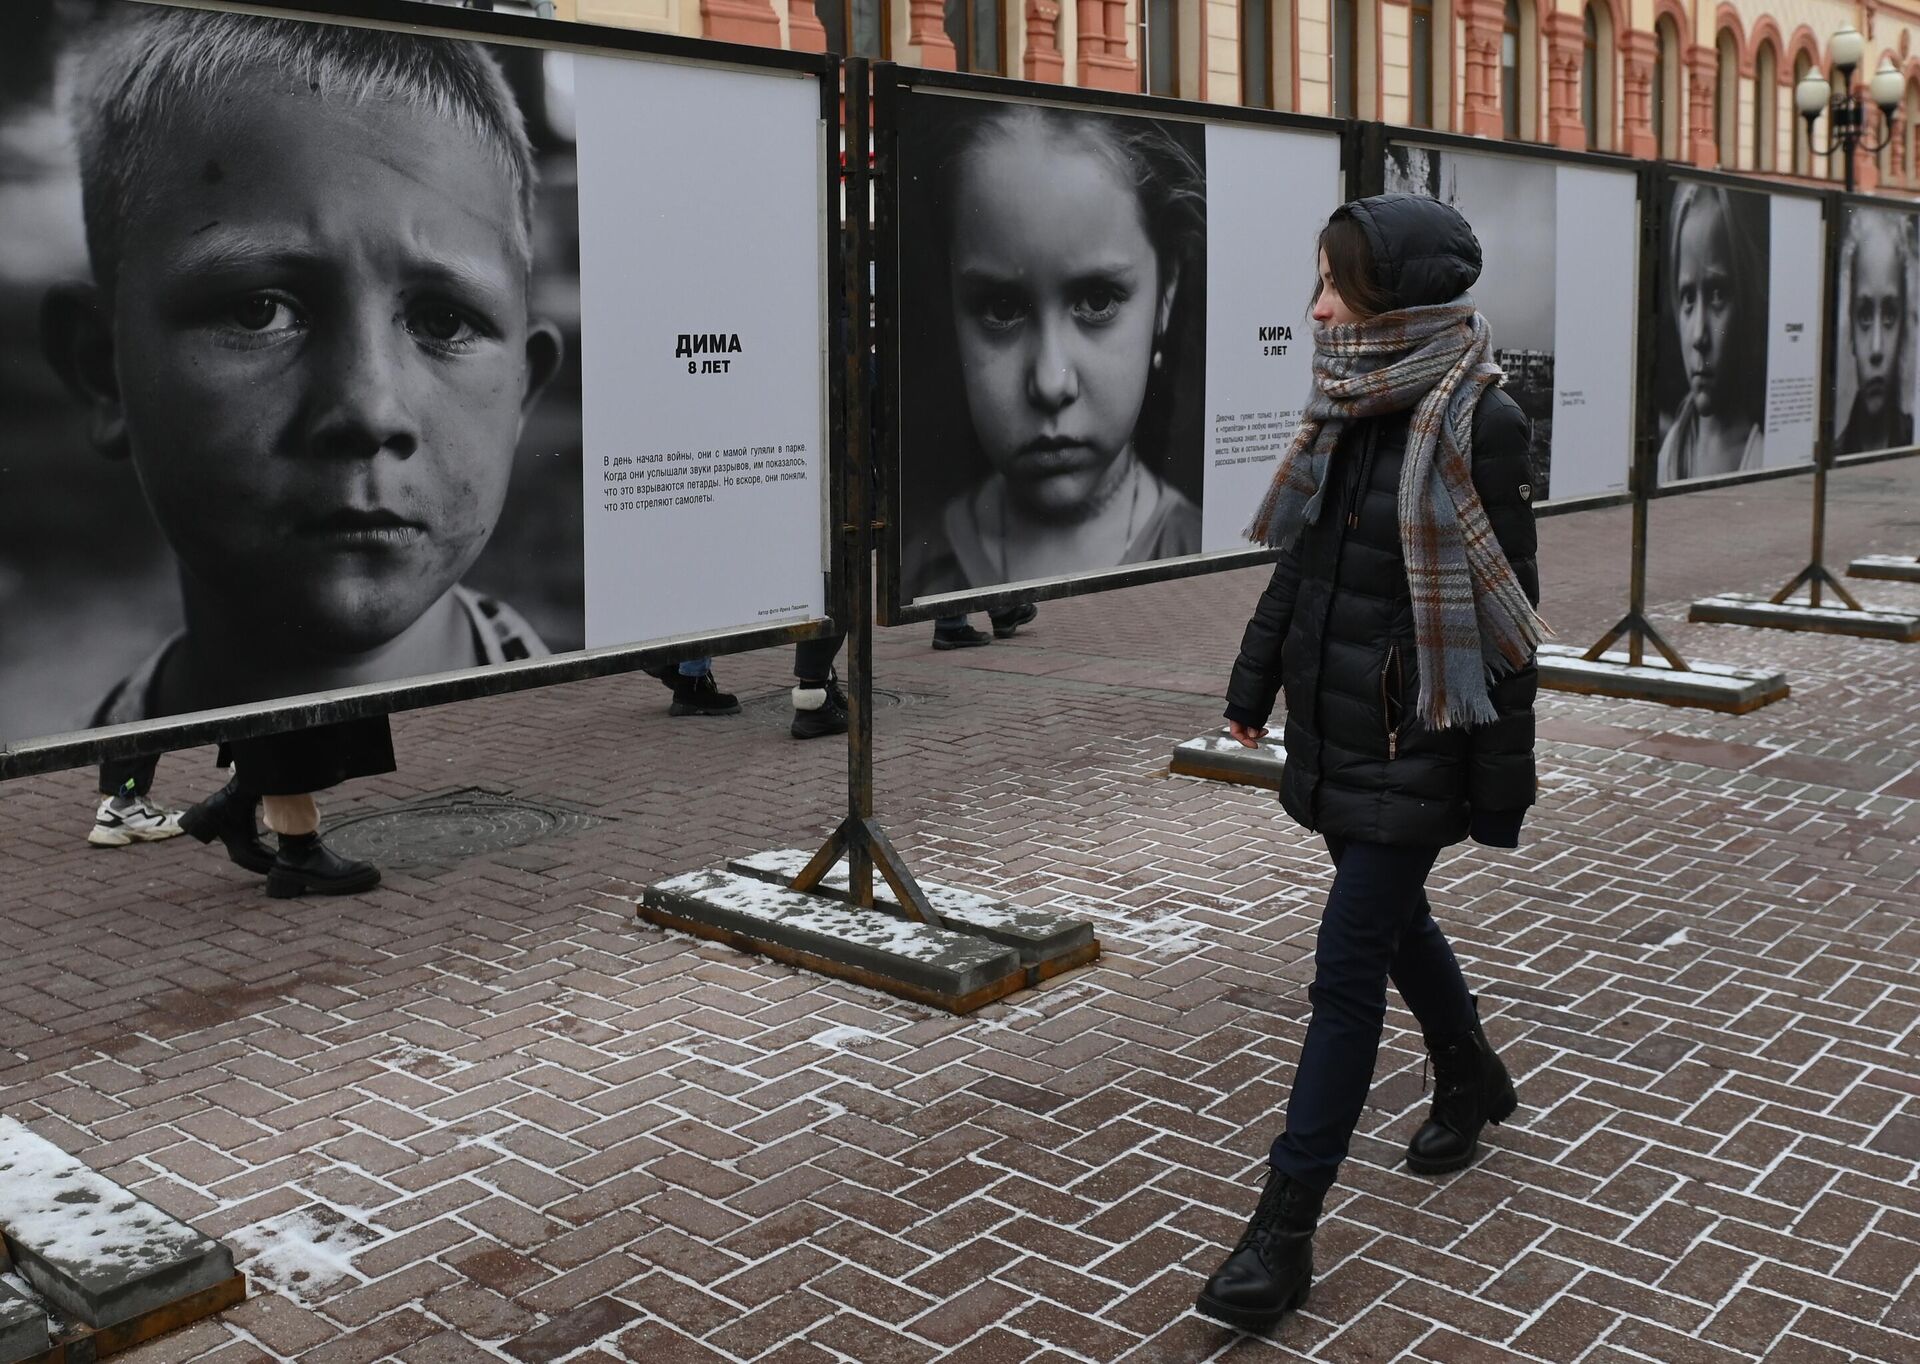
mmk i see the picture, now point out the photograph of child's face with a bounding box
[895,95,1207,606]
[1654,181,1769,483]
[948,123,1175,520]
[1849,225,1904,418]
[103,83,561,655]
[1673,193,1744,421]
[0,2,587,745]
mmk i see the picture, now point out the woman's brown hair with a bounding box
[1314,208,1398,320]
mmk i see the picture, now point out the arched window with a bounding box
[1411,0,1435,126]
[1715,31,1738,167]
[1581,1,1615,150]
[816,0,885,55]
[1242,0,1271,106]
[1654,17,1682,158]
[1792,51,1813,175]
[1242,0,1296,109]
[944,0,1001,72]
[1502,0,1521,138]
[1754,42,1777,171]
[1145,0,1178,94]
[1581,6,1599,148]
[1332,0,1359,117]
[1906,79,1920,185]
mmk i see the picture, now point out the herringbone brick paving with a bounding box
[2,461,1918,1363]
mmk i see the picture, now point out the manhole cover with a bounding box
[323,786,609,868]
[740,685,923,727]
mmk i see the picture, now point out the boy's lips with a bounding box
[298,507,426,546]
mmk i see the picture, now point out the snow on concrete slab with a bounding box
[0,1117,235,1330]
[0,1274,50,1364]
[644,868,1022,998]
[727,850,1094,961]
[1689,593,1920,641]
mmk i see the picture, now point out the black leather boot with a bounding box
[178,779,276,874]
[1194,1170,1324,1333]
[266,833,380,898]
[1406,998,1518,1175]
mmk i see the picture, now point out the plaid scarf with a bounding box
[1246,302,1549,730]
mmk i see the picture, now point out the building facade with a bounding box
[542,0,1920,193]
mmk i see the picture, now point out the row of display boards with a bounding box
[1,0,1915,779]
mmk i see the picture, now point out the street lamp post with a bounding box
[1796,24,1904,194]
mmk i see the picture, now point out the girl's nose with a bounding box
[1024,317,1079,411]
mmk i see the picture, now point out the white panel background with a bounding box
[1201,124,1345,551]
[1550,164,1638,499]
[574,56,828,648]
[1764,194,1824,470]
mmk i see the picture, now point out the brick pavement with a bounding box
[1,459,1917,1364]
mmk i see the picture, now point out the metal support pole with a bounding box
[1583,162,1689,672]
[791,60,945,932]
[1766,188,1864,612]
[843,59,876,909]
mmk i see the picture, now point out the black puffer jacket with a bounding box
[1224,196,1539,847]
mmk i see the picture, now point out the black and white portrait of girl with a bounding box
[1834,206,1919,457]
[895,97,1207,602]
[1655,181,1770,483]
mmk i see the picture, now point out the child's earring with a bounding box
[1152,337,1165,371]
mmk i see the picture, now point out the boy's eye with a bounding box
[229,294,300,333]
[408,304,480,346]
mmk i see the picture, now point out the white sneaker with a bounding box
[88,795,185,847]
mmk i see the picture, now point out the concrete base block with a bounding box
[0,1279,49,1364]
[1847,554,1920,583]
[0,1119,236,1332]
[726,850,1096,976]
[1170,730,1287,789]
[642,868,1030,1013]
[1537,644,1790,715]
[1689,593,1920,641]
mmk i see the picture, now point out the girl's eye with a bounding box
[1075,286,1125,324]
[229,294,300,333]
[976,293,1028,330]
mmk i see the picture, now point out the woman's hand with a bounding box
[1228,720,1268,749]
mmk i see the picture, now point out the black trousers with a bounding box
[794,633,844,683]
[1268,836,1477,1191]
[97,719,394,800]
[98,753,160,798]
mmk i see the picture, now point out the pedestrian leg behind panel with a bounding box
[1267,838,1441,1192]
[88,753,182,847]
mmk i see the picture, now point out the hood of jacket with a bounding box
[1345,194,1483,311]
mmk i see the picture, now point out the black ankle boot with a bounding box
[266,833,380,899]
[178,779,276,874]
[667,672,741,716]
[1406,998,1518,1175]
[1195,1170,1324,1333]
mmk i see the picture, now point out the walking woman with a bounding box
[1197,195,1546,1333]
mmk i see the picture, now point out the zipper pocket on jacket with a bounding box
[1381,645,1404,760]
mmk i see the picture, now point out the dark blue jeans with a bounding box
[1268,836,1477,1191]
